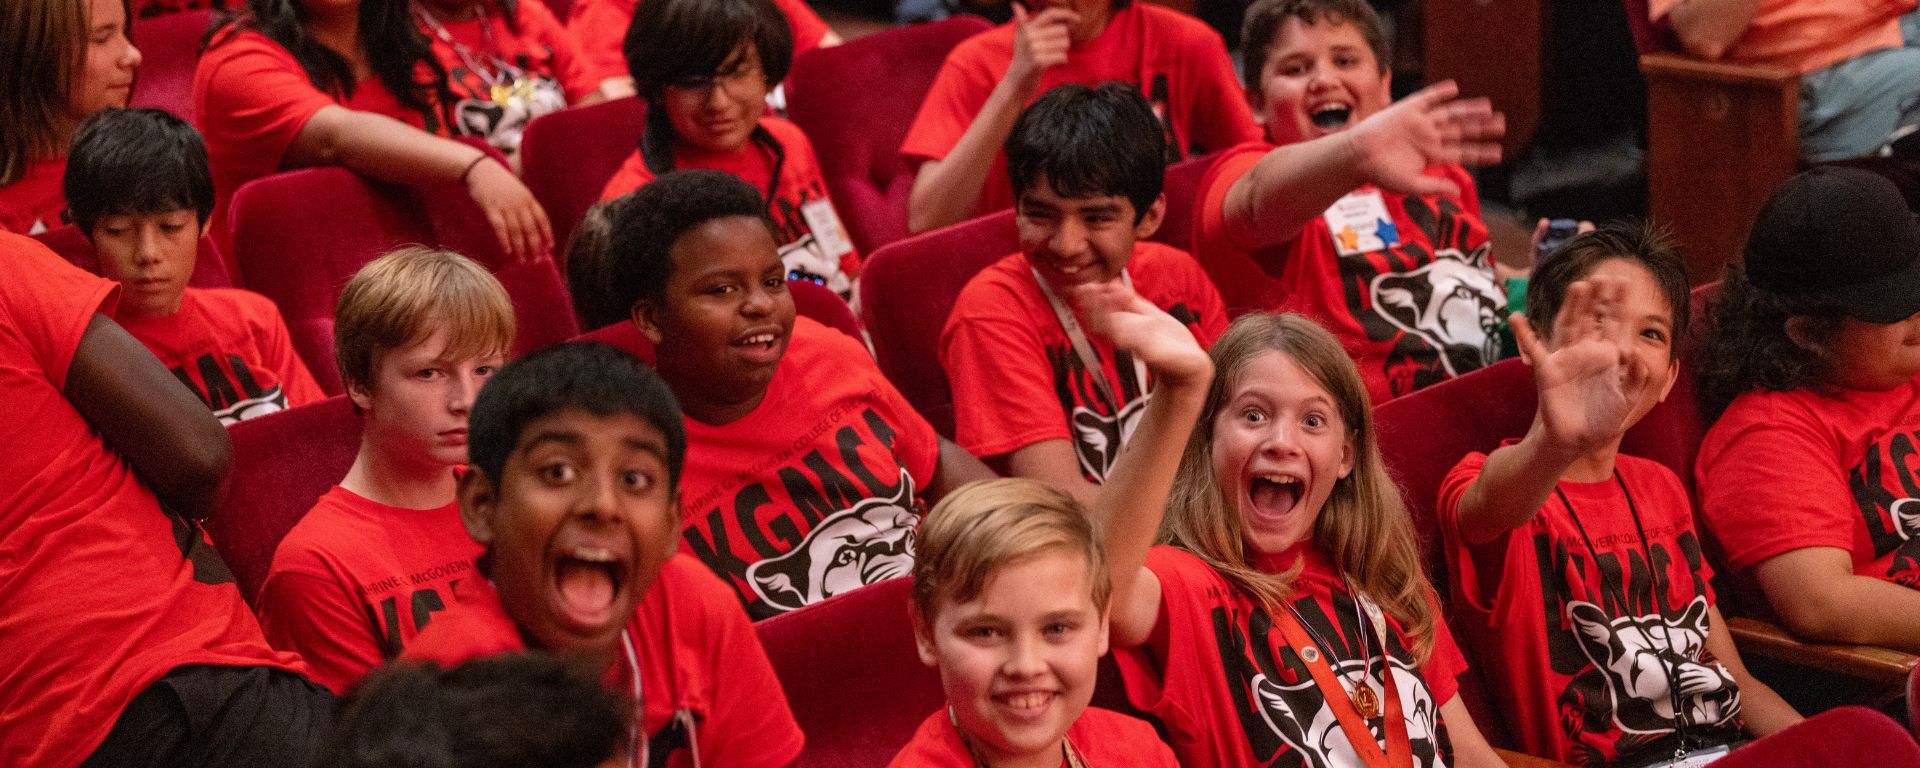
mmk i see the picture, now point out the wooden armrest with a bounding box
[1639,52,1796,87]
[1495,747,1575,768]
[1727,616,1919,685]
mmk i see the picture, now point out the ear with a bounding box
[1245,85,1266,126]
[1655,356,1680,403]
[458,466,500,546]
[1338,430,1355,480]
[196,219,212,241]
[661,491,684,560]
[1132,194,1167,242]
[1096,603,1112,658]
[910,605,939,668]
[346,375,375,412]
[630,298,663,344]
[1378,67,1392,99]
[1784,315,1824,355]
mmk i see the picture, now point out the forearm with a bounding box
[1455,421,1577,544]
[907,76,1035,233]
[1436,697,1503,768]
[1704,606,1801,736]
[288,106,486,187]
[1223,133,1373,251]
[1768,572,1920,652]
[1097,380,1207,621]
[1665,0,1762,59]
[929,438,997,502]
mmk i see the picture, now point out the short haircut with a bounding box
[333,247,516,393]
[1005,82,1165,223]
[1525,220,1690,357]
[467,342,687,491]
[624,0,792,101]
[566,196,633,331]
[324,652,629,768]
[64,108,216,233]
[605,169,771,311]
[911,478,1111,622]
[1240,0,1389,91]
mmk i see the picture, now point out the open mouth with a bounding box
[730,327,786,363]
[551,546,628,630]
[994,690,1059,719]
[1310,103,1353,131]
[1249,473,1303,519]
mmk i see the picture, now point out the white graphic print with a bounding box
[1069,395,1147,483]
[211,386,288,426]
[1251,657,1444,768]
[745,471,917,612]
[1368,245,1504,377]
[1890,497,1920,540]
[1566,597,1741,735]
[777,234,852,297]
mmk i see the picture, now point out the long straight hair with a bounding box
[1163,313,1438,661]
[216,0,452,132]
[1,0,92,183]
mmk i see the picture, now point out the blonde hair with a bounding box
[0,0,89,183]
[334,247,517,391]
[1164,313,1438,661]
[911,478,1111,622]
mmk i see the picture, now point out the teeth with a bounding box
[739,333,774,345]
[570,547,616,563]
[1254,473,1301,485]
[999,692,1052,710]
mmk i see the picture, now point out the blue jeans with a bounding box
[1799,11,1920,162]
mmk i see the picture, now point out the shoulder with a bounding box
[1143,545,1222,593]
[269,487,373,567]
[1704,388,1825,444]
[199,26,296,71]
[1137,3,1227,44]
[642,554,757,650]
[887,711,970,768]
[404,588,528,666]
[1069,708,1178,764]
[761,116,812,148]
[945,24,1015,69]
[1129,242,1205,279]
[952,253,1034,310]
[1204,141,1273,192]
[511,0,567,32]
[787,316,875,369]
[194,287,282,320]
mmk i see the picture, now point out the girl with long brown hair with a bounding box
[0,0,141,233]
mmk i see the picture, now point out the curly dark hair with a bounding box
[1697,266,1847,420]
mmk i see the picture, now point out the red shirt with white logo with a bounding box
[888,706,1181,767]
[567,0,833,87]
[0,155,66,235]
[113,287,324,425]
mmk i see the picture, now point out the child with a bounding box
[566,0,837,99]
[600,0,858,298]
[601,169,996,620]
[64,107,324,425]
[901,0,1260,233]
[255,246,516,694]
[1440,223,1799,765]
[566,196,632,331]
[1192,0,1507,403]
[1696,166,1920,652]
[0,0,141,234]
[403,341,805,768]
[1105,311,1506,768]
[942,82,1226,506]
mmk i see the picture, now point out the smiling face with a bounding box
[461,409,680,658]
[915,548,1108,767]
[1251,15,1390,146]
[350,319,506,471]
[91,208,203,319]
[70,0,140,122]
[1545,258,1681,427]
[1210,349,1355,557]
[1016,175,1164,291]
[634,215,796,413]
[661,43,769,154]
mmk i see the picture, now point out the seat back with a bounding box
[521,97,647,258]
[1715,707,1920,768]
[1152,154,1214,255]
[229,166,579,394]
[31,224,232,288]
[129,8,212,120]
[784,16,993,255]
[1620,0,1680,55]
[570,279,861,363]
[206,395,362,605]
[857,209,1018,436]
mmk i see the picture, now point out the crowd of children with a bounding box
[6,0,1920,765]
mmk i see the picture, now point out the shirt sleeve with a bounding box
[564,0,635,86]
[1696,401,1857,572]
[1115,547,1207,733]
[682,562,806,768]
[869,352,943,490]
[255,563,384,695]
[249,293,326,407]
[771,0,831,56]
[1418,598,1467,707]
[941,275,1069,459]
[195,33,339,191]
[1434,450,1526,617]
[600,151,651,202]
[1193,146,1273,315]
[521,0,598,103]
[0,236,119,388]
[1171,250,1230,346]
[1181,26,1263,152]
[900,42,997,163]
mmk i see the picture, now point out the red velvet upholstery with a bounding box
[206,395,362,605]
[229,165,579,394]
[1153,154,1213,255]
[1910,665,1920,738]
[784,16,993,255]
[857,209,1017,436]
[521,96,646,258]
[30,224,232,288]
[129,9,212,120]
[569,279,860,362]
[1714,707,1920,768]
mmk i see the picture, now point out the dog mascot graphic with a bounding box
[1368,246,1504,378]
[1069,395,1147,482]
[746,471,918,612]
[1251,659,1443,768]
[1565,597,1740,735]
[1886,497,1920,583]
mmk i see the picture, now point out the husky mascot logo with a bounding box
[1566,597,1740,734]
[1885,498,1920,584]
[1250,658,1443,768]
[1369,246,1504,377]
[1069,395,1146,482]
[746,471,918,612]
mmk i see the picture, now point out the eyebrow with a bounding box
[518,430,585,453]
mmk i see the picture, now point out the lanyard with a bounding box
[1271,586,1412,768]
[1029,269,1148,415]
[413,3,524,91]
[622,630,647,768]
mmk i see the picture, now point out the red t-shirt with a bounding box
[416,0,594,156]
[941,242,1226,481]
[113,287,325,425]
[132,0,212,17]
[0,155,66,235]
[888,706,1181,767]
[900,3,1260,216]
[1698,376,1920,588]
[1193,143,1502,404]
[1117,544,1467,768]
[566,0,832,87]
[0,233,304,768]
[1439,448,1744,765]
[600,117,860,294]
[256,486,481,695]
[678,316,940,620]
[404,554,806,768]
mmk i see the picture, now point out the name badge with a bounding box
[800,198,855,259]
[1650,744,1732,768]
[1321,189,1400,256]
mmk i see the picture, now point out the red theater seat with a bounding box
[1715,707,1920,768]
[1153,155,1212,255]
[521,96,647,259]
[206,395,362,605]
[129,8,211,121]
[31,224,231,288]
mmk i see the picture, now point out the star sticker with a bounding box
[1336,225,1360,252]
[1375,217,1399,246]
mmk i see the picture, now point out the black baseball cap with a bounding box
[1744,166,1920,324]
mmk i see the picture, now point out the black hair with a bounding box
[467,342,687,491]
[625,0,792,175]
[64,108,215,234]
[603,169,771,311]
[1525,220,1691,356]
[216,0,453,133]
[566,195,636,331]
[1006,82,1166,224]
[324,652,629,768]
[1697,267,1848,420]
[1240,0,1388,91]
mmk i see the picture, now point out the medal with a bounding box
[1352,684,1380,720]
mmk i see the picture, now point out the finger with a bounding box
[1400,79,1461,110]
[1033,6,1081,25]
[1530,217,1550,247]
[1577,220,1596,233]
[530,203,555,258]
[486,208,515,262]
[1552,280,1594,345]
[1456,140,1503,167]
[1012,1,1028,24]
[1406,175,1462,201]
[516,207,542,264]
[1511,312,1546,367]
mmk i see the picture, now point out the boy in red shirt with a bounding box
[1193,0,1509,403]
[255,247,517,694]
[942,82,1225,506]
[64,108,324,425]
[404,341,804,768]
[1437,224,1799,765]
[901,0,1259,233]
[568,0,836,98]
[602,169,996,620]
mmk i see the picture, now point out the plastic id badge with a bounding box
[1321,189,1399,256]
[1649,744,1732,768]
[800,198,855,259]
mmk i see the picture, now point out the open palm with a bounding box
[1346,80,1506,200]
[1513,277,1645,456]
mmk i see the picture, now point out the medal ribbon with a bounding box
[1271,602,1413,768]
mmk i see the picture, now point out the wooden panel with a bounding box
[1727,616,1918,685]
[1495,748,1575,768]
[1425,0,1545,158]
[1642,52,1799,285]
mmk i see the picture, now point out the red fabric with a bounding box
[941,242,1226,477]
[1193,143,1501,403]
[133,0,213,17]
[208,395,364,605]
[0,155,66,235]
[1117,545,1467,768]
[423,0,595,104]
[1697,375,1920,586]
[678,317,940,620]
[405,555,805,768]
[256,487,479,694]
[1647,0,1912,73]
[887,706,1179,767]
[0,233,303,768]
[129,9,214,119]
[900,3,1259,216]
[566,0,831,87]
[1438,449,1741,765]
[522,95,645,253]
[1715,706,1920,768]
[114,288,324,425]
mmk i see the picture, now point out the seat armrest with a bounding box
[1727,616,1919,685]
[1639,52,1796,87]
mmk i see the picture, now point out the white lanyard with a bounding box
[1029,269,1149,414]
[623,629,646,768]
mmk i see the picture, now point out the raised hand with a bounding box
[464,157,554,264]
[1511,275,1650,461]
[1069,280,1212,388]
[1008,2,1077,91]
[1344,80,1505,200]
